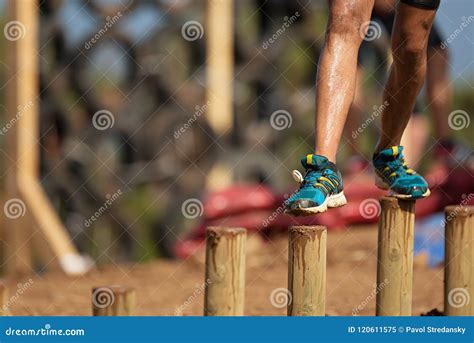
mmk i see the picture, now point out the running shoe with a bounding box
[285,154,347,216]
[373,146,430,199]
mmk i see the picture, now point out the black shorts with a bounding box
[364,10,444,51]
[357,3,444,114]
[400,0,440,10]
[357,14,444,71]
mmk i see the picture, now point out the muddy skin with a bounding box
[314,0,437,160]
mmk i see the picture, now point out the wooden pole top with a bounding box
[289,225,327,238]
[92,285,136,316]
[206,227,247,237]
[445,205,474,218]
[290,225,327,231]
[379,196,415,209]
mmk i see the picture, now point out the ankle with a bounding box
[313,151,336,164]
[374,142,400,155]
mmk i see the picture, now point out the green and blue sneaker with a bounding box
[285,154,347,216]
[373,146,430,199]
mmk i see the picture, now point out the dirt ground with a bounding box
[3,226,443,316]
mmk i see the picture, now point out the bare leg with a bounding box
[375,3,436,152]
[314,0,374,162]
[400,114,430,167]
[426,47,452,139]
[345,67,365,156]
[400,46,450,167]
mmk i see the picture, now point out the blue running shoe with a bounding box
[373,146,430,199]
[285,154,347,216]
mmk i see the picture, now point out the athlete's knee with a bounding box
[393,27,430,68]
[400,0,440,10]
[326,1,372,43]
[397,40,426,66]
[393,10,435,64]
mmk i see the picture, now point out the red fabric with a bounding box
[173,164,474,259]
[203,184,277,220]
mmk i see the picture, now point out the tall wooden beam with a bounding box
[4,0,37,275]
[5,0,91,275]
[204,0,235,191]
[206,0,234,135]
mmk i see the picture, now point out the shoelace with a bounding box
[292,169,338,194]
[382,156,415,180]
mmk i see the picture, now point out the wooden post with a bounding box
[444,205,473,316]
[5,0,91,275]
[5,0,37,275]
[204,0,235,191]
[206,0,233,135]
[376,197,415,316]
[287,225,327,316]
[204,227,246,316]
[0,281,7,316]
[92,286,136,316]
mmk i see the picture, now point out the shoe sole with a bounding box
[285,191,347,216]
[375,174,431,199]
